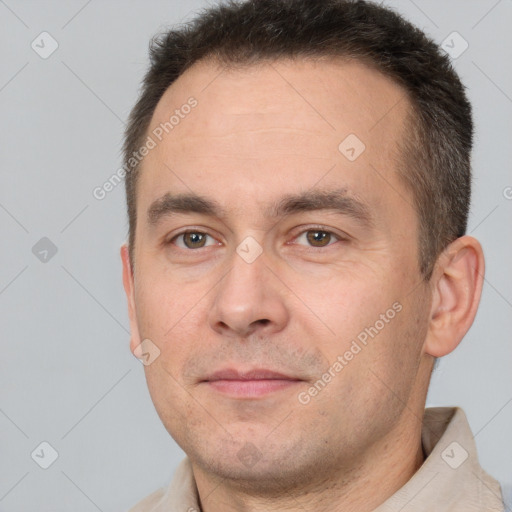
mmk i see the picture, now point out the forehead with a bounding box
[138,57,413,225]
[151,56,408,145]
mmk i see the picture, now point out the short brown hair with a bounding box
[123,0,473,279]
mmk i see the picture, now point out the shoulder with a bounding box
[128,486,166,512]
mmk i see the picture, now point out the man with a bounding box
[120,0,505,510]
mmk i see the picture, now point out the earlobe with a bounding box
[424,236,485,358]
[120,243,142,355]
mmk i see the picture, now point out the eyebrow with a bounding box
[147,188,373,228]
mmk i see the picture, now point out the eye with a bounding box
[166,227,344,252]
[169,230,218,250]
[292,227,343,249]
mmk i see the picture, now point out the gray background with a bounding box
[0,0,511,510]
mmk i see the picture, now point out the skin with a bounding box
[121,58,484,512]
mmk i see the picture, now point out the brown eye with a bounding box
[306,230,332,247]
[171,231,215,250]
[289,226,346,250]
[183,232,207,248]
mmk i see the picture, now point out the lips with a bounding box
[205,368,299,381]
[202,368,302,398]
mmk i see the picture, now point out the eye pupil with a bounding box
[307,230,330,247]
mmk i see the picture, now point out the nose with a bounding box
[208,243,290,339]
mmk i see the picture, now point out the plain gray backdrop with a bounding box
[1,0,511,510]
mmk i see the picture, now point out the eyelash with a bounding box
[166,226,346,252]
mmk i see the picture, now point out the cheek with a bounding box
[134,269,205,367]
[289,265,398,344]
[354,290,429,396]
[294,265,423,383]
[307,291,428,436]
[143,362,197,445]
[136,276,204,421]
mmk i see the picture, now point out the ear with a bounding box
[424,235,485,358]
[120,243,142,355]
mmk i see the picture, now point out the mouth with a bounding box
[201,368,303,398]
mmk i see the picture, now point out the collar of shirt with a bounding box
[129,407,505,512]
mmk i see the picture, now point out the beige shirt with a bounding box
[129,407,505,511]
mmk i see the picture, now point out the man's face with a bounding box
[123,58,433,488]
